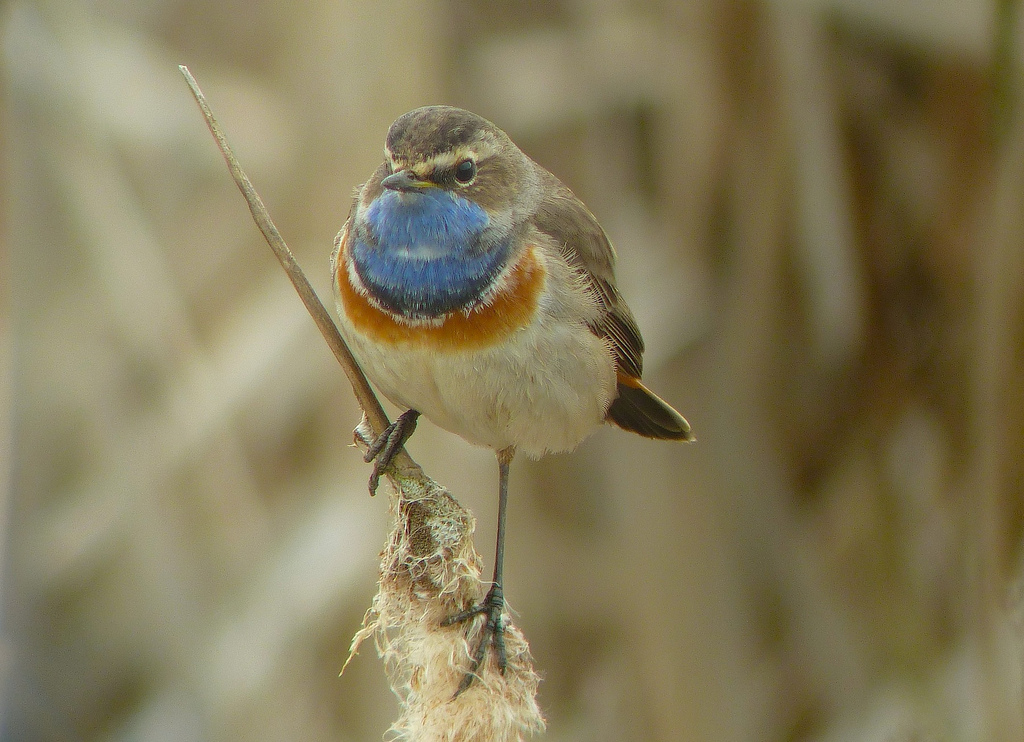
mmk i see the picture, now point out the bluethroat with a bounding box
[332,106,694,694]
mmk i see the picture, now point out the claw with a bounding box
[442,583,506,696]
[363,409,419,495]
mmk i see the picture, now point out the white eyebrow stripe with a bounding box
[385,139,500,176]
[421,151,465,171]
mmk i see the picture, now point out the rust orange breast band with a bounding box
[336,245,545,350]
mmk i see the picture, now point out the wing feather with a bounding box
[531,170,644,379]
[529,167,694,441]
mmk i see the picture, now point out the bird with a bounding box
[331,105,694,694]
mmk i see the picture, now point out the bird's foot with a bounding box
[364,409,419,495]
[441,582,506,697]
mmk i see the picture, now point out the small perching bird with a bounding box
[332,106,693,694]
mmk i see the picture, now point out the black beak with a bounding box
[381,169,429,192]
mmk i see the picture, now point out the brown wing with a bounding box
[531,169,693,441]
[531,170,644,379]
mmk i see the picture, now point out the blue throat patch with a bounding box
[352,188,510,318]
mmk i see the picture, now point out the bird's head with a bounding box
[365,106,536,222]
[346,107,539,319]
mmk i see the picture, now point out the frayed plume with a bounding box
[346,417,545,742]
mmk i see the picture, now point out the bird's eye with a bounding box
[454,159,477,184]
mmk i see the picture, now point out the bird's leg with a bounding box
[442,445,515,696]
[364,409,420,495]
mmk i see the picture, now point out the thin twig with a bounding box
[178,64,399,448]
[179,66,543,739]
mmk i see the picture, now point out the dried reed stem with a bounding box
[348,419,543,742]
[179,65,544,741]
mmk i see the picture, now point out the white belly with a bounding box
[340,317,616,458]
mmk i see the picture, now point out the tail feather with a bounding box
[607,377,695,441]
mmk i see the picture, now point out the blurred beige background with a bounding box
[3,0,1023,740]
